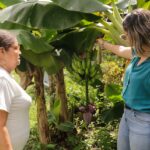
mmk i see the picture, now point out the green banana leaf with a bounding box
[0,0,24,6]
[116,0,136,9]
[11,30,54,54]
[143,1,150,9]
[0,21,32,30]
[51,27,102,54]
[0,1,99,30]
[137,0,146,7]
[0,2,6,9]
[102,101,124,123]
[21,48,64,74]
[20,45,71,74]
[104,83,123,102]
[52,0,111,13]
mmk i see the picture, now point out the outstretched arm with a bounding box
[97,39,132,59]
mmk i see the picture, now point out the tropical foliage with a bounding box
[0,0,149,149]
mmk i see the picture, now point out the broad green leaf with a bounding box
[104,83,123,102]
[0,21,32,30]
[0,1,98,30]
[51,27,102,54]
[21,48,60,68]
[0,2,6,8]
[102,101,124,123]
[98,0,112,5]
[0,0,24,6]
[137,0,145,7]
[117,0,136,9]
[40,29,57,43]
[143,1,150,10]
[9,30,54,53]
[52,0,111,13]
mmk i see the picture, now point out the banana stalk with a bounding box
[112,3,123,24]
[100,19,127,45]
[105,10,123,34]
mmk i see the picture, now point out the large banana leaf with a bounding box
[10,30,54,53]
[104,83,123,103]
[117,0,137,9]
[52,0,111,13]
[102,101,124,123]
[51,27,102,54]
[0,1,99,30]
[0,0,24,7]
[21,48,63,74]
[0,21,32,30]
[9,29,71,74]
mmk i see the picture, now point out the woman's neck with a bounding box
[0,64,11,73]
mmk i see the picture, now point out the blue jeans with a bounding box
[117,108,150,150]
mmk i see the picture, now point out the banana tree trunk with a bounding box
[34,67,51,144]
[55,68,68,122]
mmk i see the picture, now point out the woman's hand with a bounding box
[96,38,105,50]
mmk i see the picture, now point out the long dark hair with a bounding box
[123,9,150,57]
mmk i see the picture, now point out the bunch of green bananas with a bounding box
[68,53,102,85]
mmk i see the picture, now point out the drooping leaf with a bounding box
[102,101,124,123]
[39,29,57,43]
[0,2,6,9]
[137,0,146,7]
[0,1,99,30]
[116,0,137,9]
[51,27,102,54]
[104,83,122,97]
[7,29,54,54]
[0,21,32,30]
[52,0,111,13]
[0,0,24,6]
[143,1,150,10]
[13,30,54,54]
[21,47,59,67]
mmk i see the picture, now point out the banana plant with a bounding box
[0,0,111,144]
[1,0,145,143]
[51,26,104,125]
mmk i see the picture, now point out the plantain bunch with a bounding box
[68,51,102,86]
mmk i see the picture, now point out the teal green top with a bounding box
[122,56,150,112]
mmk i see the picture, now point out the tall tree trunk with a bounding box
[34,67,51,144]
[55,68,68,122]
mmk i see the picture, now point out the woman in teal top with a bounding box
[97,9,150,150]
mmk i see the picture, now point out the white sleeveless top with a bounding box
[0,67,32,150]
